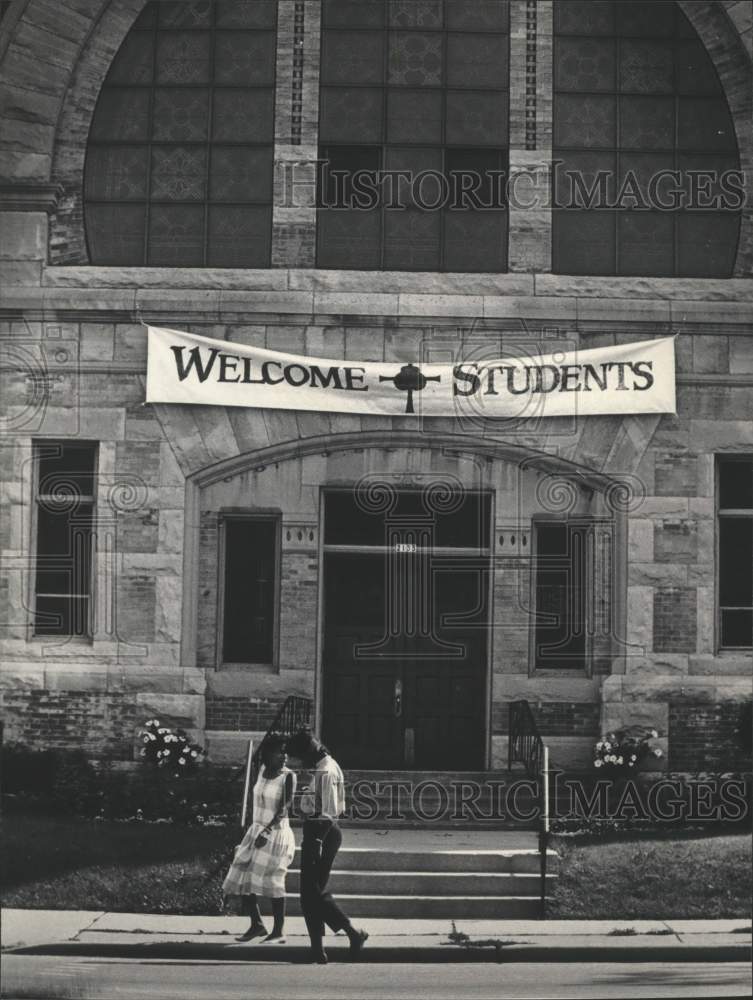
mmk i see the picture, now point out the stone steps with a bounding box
[259,832,557,920]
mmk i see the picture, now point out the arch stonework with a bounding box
[677,1,753,276]
[1,0,749,273]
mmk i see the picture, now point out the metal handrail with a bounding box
[507,700,550,917]
[508,699,545,778]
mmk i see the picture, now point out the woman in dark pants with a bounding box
[286,727,368,964]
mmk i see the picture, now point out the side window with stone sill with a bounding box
[717,456,753,650]
[33,441,98,638]
[220,515,280,667]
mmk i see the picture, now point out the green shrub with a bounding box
[1,741,243,825]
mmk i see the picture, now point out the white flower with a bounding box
[628,761,634,767]
[630,755,637,762]
[158,728,168,735]
[190,750,198,758]
[148,732,156,741]
[179,758,186,766]
[617,756,623,765]
[153,720,160,727]
[603,742,611,751]
[143,735,150,744]
[650,729,658,738]
[653,748,663,757]
[140,748,147,757]
[594,760,603,768]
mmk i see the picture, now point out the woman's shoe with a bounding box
[235,924,268,942]
[312,949,328,964]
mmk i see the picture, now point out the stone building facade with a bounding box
[1,0,751,773]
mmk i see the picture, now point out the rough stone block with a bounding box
[693,335,729,373]
[204,730,264,765]
[601,701,669,736]
[627,585,653,651]
[133,692,204,729]
[0,212,46,260]
[624,654,689,675]
[78,407,126,441]
[114,324,147,364]
[398,294,482,318]
[0,261,42,284]
[654,452,698,497]
[729,337,753,374]
[628,519,653,562]
[688,655,753,675]
[654,519,698,564]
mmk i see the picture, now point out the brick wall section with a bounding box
[654,453,699,497]
[507,1,553,272]
[653,587,698,653]
[654,520,699,564]
[205,695,285,731]
[48,0,145,262]
[117,508,159,553]
[278,551,318,672]
[0,690,144,758]
[493,701,600,736]
[669,701,753,770]
[271,0,321,267]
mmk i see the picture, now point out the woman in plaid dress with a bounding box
[222,736,297,942]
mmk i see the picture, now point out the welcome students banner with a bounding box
[145,326,676,419]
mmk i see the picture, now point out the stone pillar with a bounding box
[271,0,321,268]
[507,0,553,273]
[0,183,60,284]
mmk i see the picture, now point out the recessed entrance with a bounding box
[321,487,491,770]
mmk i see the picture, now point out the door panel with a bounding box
[321,497,490,771]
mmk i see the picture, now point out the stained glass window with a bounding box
[84,0,276,267]
[318,0,510,271]
[553,1,741,277]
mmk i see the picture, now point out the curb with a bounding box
[6,941,751,964]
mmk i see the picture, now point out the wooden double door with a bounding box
[321,489,491,771]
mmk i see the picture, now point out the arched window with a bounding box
[552,0,741,277]
[84,1,277,267]
[317,0,510,272]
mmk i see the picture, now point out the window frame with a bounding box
[551,2,741,277]
[715,454,753,652]
[215,511,282,670]
[83,0,278,268]
[529,515,615,677]
[316,0,510,272]
[31,440,98,641]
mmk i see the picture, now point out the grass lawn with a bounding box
[2,812,751,919]
[548,829,753,920]
[1,812,238,915]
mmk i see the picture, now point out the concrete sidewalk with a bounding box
[2,909,750,963]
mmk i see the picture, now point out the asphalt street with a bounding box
[1,955,751,1000]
